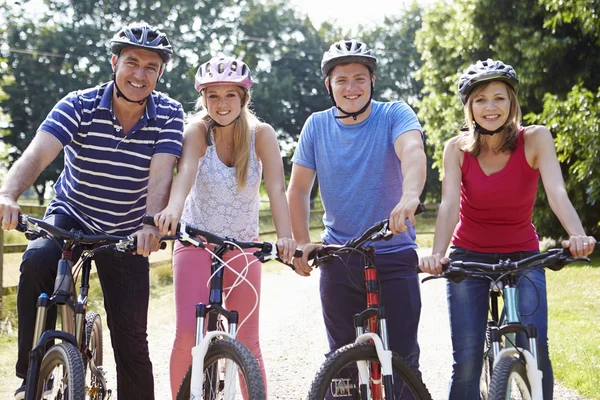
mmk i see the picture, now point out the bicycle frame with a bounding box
[189,242,243,399]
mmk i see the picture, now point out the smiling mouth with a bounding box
[217,111,231,115]
[345,95,360,100]
[129,81,145,88]
[483,115,500,120]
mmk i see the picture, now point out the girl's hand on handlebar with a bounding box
[153,205,182,236]
[293,243,321,277]
[562,235,597,258]
[276,237,297,264]
[418,253,447,276]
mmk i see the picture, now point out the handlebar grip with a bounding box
[415,203,426,216]
[415,265,423,274]
[294,249,303,258]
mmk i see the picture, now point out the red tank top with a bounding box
[452,128,540,252]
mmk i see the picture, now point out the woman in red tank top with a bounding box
[419,59,595,400]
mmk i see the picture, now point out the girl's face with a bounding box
[471,81,511,131]
[204,85,243,125]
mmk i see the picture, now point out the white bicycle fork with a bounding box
[354,332,394,397]
[189,330,238,400]
[493,347,543,400]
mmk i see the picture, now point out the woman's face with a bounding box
[470,81,511,131]
[204,85,243,125]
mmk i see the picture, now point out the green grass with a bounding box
[547,256,600,399]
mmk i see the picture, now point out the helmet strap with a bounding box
[329,81,374,121]
[473,120,507,136]
[112,71,148,106]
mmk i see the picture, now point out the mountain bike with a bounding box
[17,214,142,400]
[418,244,598,400]
[307,215,432,400]
[142,216,300,400]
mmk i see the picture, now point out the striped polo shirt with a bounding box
[41,81,184,235]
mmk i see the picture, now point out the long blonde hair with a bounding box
[460,81,522,156]
[192,86,259,190]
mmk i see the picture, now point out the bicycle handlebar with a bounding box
[308,203,427,266]
[142,216,301,267]
[17,214,139,252]
[417,243,599,283]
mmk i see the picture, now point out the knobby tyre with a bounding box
[308,341,432,400]
[175,338,266,400]
[37,342,86,400]
[487,356,532,400]
[479,324,495,400]
[83,311,105,399]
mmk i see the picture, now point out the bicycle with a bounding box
[306,216,432,400]
[16,214,142,400]
[142,216,300,400]
[417,244,598,400]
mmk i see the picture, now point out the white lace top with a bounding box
[181,125,262,241]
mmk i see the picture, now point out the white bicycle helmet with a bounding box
[321,39,377,77]
[458,59,518,104]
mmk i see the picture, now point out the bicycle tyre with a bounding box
[480,325,495,400]
[488,356,532,400]
[308,341,432,400]
[175,338,266,400]
[37,342,86,400]
[83,311,105,399]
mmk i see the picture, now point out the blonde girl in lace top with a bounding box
[154,56,296,399]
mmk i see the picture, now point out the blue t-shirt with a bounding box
[291,101,422,254]
[41,81,184,235]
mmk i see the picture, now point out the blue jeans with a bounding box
[319,248,422,399]
[16,213,155,399]
[446,247,553,400]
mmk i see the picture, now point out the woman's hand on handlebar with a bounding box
[153,205,182,236]
[418,253,447,276]
[293,242,322,277]
[562,234,597,258]
[276,237,297,264]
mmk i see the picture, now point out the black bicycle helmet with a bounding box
[110,23,173,64]
[458,59,518,104]
[321,39,377,77]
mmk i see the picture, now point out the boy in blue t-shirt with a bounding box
[288,39,427,394]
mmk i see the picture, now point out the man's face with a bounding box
[112,47,163,102]
[326,63,374,115]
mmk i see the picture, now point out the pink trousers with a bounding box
[169,241,266,399]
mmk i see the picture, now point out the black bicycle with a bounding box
[307,214,431,400]
[143,216,300,400]
[17,214,142,400]
[418,244,598,400]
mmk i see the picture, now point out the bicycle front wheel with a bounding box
[308,342,431,400]
[37,342,85,400]
[176,338,266,400]
[83,311,105,399]
[488,356,532,400]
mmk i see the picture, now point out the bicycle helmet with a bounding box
[458,59,518,104]
[194,56,253,93]
[321,39,377,77]
[110,23,173,64]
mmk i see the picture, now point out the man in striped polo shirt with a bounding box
[0,23,183,399]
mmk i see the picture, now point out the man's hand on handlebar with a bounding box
[134,224,162,257]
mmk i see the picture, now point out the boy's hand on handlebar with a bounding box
[134,224,162,257]
[389,197,420,235]
[276,237,297,264]
[0,195,21,231]
[293,242,321,277]
[418,253,447,276]
[562,235,597,258]
[153,206,182,236]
